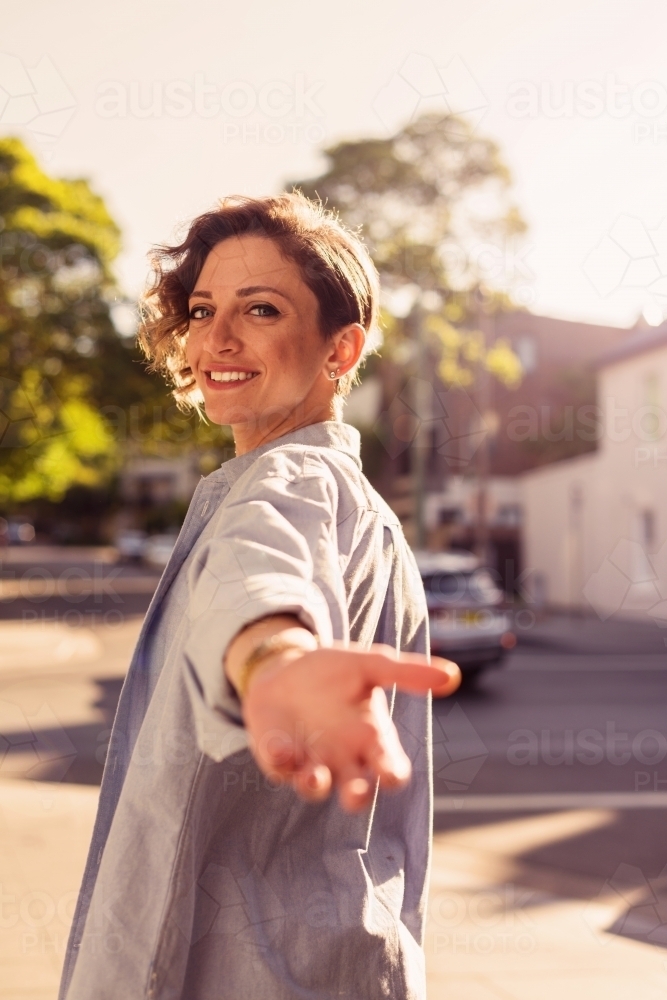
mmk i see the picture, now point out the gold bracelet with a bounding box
[236,633,318,699]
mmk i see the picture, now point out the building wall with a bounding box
[521,343,667,617]
[488,311,632,476]
[522,451,602,606]
[121,454,201,506]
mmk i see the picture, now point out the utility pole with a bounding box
[407,304,425,550]
[474,293,493,568]
[407,301,432,551]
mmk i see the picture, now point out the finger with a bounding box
[291,762,332,803]
[363,703,412,789]
[361,650,461,694]
[431,659,462,696]
[252,728,297,777]
[368,738,412,789]
[337,764,375,813]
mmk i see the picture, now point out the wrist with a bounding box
[238,633,317,699]
[224,616,310,693]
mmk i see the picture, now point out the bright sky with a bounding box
[4,0,667,329]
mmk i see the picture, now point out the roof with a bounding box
[495,310,629,367]
[594,323,667,369]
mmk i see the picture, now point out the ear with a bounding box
[323,323,366,377]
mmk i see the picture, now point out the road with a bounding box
[1,548,667,996]
[0,545,161,626]
[433,626,667,857]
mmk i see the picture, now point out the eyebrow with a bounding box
[189,285,292,302]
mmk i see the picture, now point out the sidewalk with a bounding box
[425,810,667,999]
[0,617,137,998]
[0,778,97,999]
[1,776,666,999]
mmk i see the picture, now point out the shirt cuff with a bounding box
[182,571,334,762]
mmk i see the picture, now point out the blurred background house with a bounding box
[344,308,643,600]
[521,321,667,620]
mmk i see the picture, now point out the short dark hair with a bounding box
[138,191,381,409]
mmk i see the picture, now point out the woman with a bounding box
[59,192,460,1000]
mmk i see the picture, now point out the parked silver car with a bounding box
[114,529,148,562]
[143,532,179,569]
[414,550,516,686]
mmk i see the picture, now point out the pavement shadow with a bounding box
[0,676,123,786]
[433,808,667,950]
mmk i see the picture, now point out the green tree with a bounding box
[0,136,128,502]
[0,137,224,507]
[292,113,529,551]
[291,111,525,389]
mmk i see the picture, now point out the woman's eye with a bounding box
[189,305,212,320]
[249,303,279,317]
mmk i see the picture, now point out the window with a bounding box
[496,503,522,527]
[421,569,503,605]
[641,373,663,442]
[641,509,656,548]
[516,336,537,373]
[438,507,463,525]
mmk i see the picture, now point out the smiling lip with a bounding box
[203,365,260,389]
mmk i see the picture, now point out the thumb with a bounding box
[362,650,461,694]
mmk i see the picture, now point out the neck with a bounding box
[232,397,338,456]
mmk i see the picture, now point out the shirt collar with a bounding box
[214,421,362,488]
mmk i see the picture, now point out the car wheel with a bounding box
[459,666,486,688]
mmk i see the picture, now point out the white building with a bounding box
[521,326,667,621]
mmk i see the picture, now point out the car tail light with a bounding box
[500,631,517,650]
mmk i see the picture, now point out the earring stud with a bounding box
[329,368,340,380]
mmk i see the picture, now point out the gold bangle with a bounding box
[236,633,318,699]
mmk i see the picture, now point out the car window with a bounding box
[469,569,503,603]
[421,569,502,604]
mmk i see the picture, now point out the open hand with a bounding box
[240,641,460,812]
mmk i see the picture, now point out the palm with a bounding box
[242,644,459,812]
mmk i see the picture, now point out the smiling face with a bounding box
[185,234,363,454]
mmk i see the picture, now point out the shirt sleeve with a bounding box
[181,452,348,762]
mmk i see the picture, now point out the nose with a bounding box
[202,308,243,355]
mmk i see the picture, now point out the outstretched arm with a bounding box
[225,613,461,813]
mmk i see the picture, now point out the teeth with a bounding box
[209,371,256,382]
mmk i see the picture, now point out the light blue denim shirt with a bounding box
[60,421,432,1000]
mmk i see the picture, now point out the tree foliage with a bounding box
[0,138,222,506]
[291,112,526,389]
